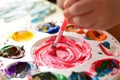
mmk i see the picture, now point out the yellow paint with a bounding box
[11,30,34,42]
[41,27,48,32]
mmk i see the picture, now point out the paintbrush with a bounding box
[52,19,68,51]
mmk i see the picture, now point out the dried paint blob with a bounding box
[32,72,67,80]
[85,30,107,41]
[91,58,120,77]
[11,30,34,42]
[99,42,120,56]
[33,36,92,69]
[65,24,85,34]
[36,22,60,34]
[0,45,25,59]
[4,61,38,78]
[69,72,98,80]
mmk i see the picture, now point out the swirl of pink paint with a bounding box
[33,36,92,69]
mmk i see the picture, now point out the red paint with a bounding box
[99,43,120,57]
[33,36,92,69]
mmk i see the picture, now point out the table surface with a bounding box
[0,0,64,34]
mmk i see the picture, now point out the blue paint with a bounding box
[102,41,110,49]
[38,22,60,34]
[69,72,99,80]
[95,59,119,77]
[46,26,60,34]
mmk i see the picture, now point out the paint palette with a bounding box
[0,22,120,80]
[30,32,120,79]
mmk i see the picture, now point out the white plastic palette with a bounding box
[0,28,120,80]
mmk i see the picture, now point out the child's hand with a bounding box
[64,0,120,30]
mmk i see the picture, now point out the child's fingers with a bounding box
[64,0,95,18]
[64,0,77,8]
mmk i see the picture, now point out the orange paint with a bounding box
[76,29,85,34]
[86,30,107,41]
[65,25,85,34]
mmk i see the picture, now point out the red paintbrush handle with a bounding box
[61,19,68,31]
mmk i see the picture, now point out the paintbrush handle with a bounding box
[53,30,63,46]
[53,19,68,46]
[61,19,68,31]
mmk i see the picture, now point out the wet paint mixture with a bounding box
[33,36,92,69]
[91,58,120,77]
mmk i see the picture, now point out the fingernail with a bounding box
[64,0,70,8]
[63,9,72,19]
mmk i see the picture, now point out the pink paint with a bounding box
[99,43,113,56]
[33,36,92,69]
[110,69,119,76]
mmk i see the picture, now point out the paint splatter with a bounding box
[0,45,25,59]
[33,36,92,69]
[11,30,34,42]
